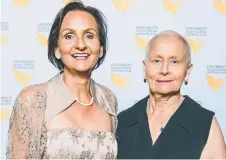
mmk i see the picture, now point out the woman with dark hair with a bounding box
[7,1,117,159]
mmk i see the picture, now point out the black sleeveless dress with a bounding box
[116,95,214,159]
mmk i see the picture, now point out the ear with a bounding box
[143,60,147,79]
[99,46,103,58]
[185,64,193,81]
[55,47,61,59]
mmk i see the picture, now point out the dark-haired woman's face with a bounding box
[55,11,103,73]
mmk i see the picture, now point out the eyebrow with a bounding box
[60,28,97,34]
[150,54,180,59]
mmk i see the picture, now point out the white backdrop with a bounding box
[1,0,226,158]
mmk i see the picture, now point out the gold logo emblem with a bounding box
[214,0,226,14]
[0,108,11,121]
[112,0,134,13]
[13,69,33,86]
[37,32,48,46]
[13,0,31,9]
[187,37,205,54]
[206,74,226,91]
[163,0,184,14]
[0,34,7,47]
[111,72,130,88]
[136,36,148,49]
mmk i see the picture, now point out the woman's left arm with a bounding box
[201,116,226,159]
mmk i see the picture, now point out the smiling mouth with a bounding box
[71,53,90,60]
[157,80,173,83]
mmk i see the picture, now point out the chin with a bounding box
[155,88,176,95]
[72,65,93,72]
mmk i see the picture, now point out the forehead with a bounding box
[61,11,98,31]
[149,36,186,58]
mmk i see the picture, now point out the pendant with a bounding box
[160,127,164,132]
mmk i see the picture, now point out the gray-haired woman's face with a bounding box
[143,36,192,95]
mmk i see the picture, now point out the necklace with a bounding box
[147,96,181,132]
[60,73,94,107]
[75,97,94,107]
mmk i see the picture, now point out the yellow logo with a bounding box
[163,0,184,14]
[136,36,148,49]
[187,37,205,54]
[111,72,130,88]
[13,69,33,86]
[13,0,31,9]
[214,0,226,14]
[63,0,74,6]
[0,108,11,121]
[63,0,82,6]
[63,0,71,6]
[112,0,134,13]
[0,34,7,47]
[37,32,48,46]
[206,74,226,91]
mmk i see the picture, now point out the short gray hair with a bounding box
[145,30,191,66]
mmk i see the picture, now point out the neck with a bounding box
[148,92,182,114]
[62,69,92,102]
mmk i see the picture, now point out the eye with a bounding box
[152,59,161,63]
[85,33,94,39]
[65,34,74,40]
[171,60,179,65]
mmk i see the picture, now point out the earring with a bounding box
[144,79,147,83]
[184,80,188,85]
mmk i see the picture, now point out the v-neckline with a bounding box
[145,96,186,147]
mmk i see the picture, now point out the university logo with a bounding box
[12,60,35,86]
[163,0,184,14]
[136,26,158,49]
[206,65,226,91]
[111,73,130,88]
[0,108,11,121]
[206,74,226,91]
[214,0,226,15]
[185,27,207,54]
[112,0,134,13]
[13,0,31,9]
[111,63,132,88]
[1,22,9,47]
[37,23,51,47]
[0,96,12,121]
[0,34,7,47]
[186,37,205,54]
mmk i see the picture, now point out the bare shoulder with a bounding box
[201,116,226,159]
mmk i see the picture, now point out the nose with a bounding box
[75,37,86,51]
[160,61,169,75]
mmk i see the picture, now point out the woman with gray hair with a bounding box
[116,30,226,159]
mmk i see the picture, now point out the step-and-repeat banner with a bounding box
[1,0,226,157]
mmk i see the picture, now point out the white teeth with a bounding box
[76,57,86,60]
[72,54,88,58]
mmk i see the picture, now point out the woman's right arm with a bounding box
[6,88,34,159]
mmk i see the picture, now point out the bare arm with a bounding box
[200,116,226,159]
